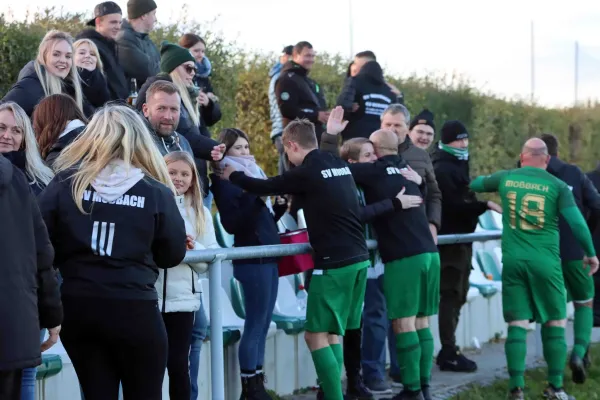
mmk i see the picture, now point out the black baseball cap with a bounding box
[87,1,123,26]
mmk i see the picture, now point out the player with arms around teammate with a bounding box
[539,133,600,384]
[470,138,599,400]
[218,118,369,400]
[326,107,439,400]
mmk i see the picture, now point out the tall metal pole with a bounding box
[530,20,535,104]
[574,41,579,106]
[349,0,354,58]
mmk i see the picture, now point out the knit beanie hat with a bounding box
[127,0,157,20]
[441,120,469,144]
[160,42,195,74]
[409,108,436,131]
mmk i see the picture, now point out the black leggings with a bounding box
[162,311,195,400]
[61,297,168,400]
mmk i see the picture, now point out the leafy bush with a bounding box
[1,9,599,178]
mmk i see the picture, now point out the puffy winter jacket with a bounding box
[116,20,160,87]
[156,197,219,312]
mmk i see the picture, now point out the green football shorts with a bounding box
[563,259,595,303]
[383,252,440,320]
[305,260,369,335]
[502,258,567,323]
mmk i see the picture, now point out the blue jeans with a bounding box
[189,299,208,400]
[361,276,400,382]
[203,191,213,209]
[233,263,278,372]
[21,329,48,399]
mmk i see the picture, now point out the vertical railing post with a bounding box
[209,254,227,400]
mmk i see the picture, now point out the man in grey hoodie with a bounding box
[269,45,293,174]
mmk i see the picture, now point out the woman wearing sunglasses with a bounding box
[137,41,222,209]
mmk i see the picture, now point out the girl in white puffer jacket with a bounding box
[158,151,219,400]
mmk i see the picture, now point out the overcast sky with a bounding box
[4,0,600,108]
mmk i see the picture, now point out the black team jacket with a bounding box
[346,154,437,263]
[547,156,600,262]
[39,171,187,300]
[275,61,327,142]
[229,149,368,270]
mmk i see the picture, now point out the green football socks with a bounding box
[417,328,434,386]
[573,306,593,359]
[542,326,567,389]
[505,326,527,390]
[311,346,343,400]
[330,343,344,376]
[396,331,421,392]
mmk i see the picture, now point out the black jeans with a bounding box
[0,370,22,400]
[162,312,195,400]
[61,297,168,400]
[438,244,472,349]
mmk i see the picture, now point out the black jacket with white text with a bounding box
[229,149,368,270]
[348,154,437,263]
[39,170,187,300]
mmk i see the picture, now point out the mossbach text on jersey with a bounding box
[83,190,146,208]
[504,180,550,192]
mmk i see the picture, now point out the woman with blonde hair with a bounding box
[73,38,111,108]
[156,151,219,400]
[39,104,187,400]
[0,102,54,194]
[2,30,94,117]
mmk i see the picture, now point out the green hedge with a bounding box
[2,9,599,178]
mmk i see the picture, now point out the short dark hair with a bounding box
[218,128,250,154]
[293,41,313,56]
[282,118,318,149]
[340,138,371,162]
[539,133,559,156]
[355,50,376,60]
[283,45,294,55]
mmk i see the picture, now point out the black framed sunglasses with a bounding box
[184,65,197,75]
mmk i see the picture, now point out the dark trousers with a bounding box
[0,370,22,400]
[61,297,168,400]
[344,322,363,380]
[162,311,194,400]
[594,274,600,327]
[438,244,472,349]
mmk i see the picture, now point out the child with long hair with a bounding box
[157,151,219,400]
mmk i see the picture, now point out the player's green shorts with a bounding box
[384,252,440,320]
[502,258,567,323]
[563,260,595,303]
[305,260,369,335]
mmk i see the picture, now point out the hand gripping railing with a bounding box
[184,230,503,399]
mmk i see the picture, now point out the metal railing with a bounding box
[184,230,503,399]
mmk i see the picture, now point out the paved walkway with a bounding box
[283,325,600,400]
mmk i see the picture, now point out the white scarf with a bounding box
[220,155,273,213]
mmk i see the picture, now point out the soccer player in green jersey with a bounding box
[470,138,599,400]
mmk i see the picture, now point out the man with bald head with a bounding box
[327,108,440,400]
[470,138,599,400]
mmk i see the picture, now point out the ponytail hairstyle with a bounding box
[164,151,206,237]
[34,30,84,113]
